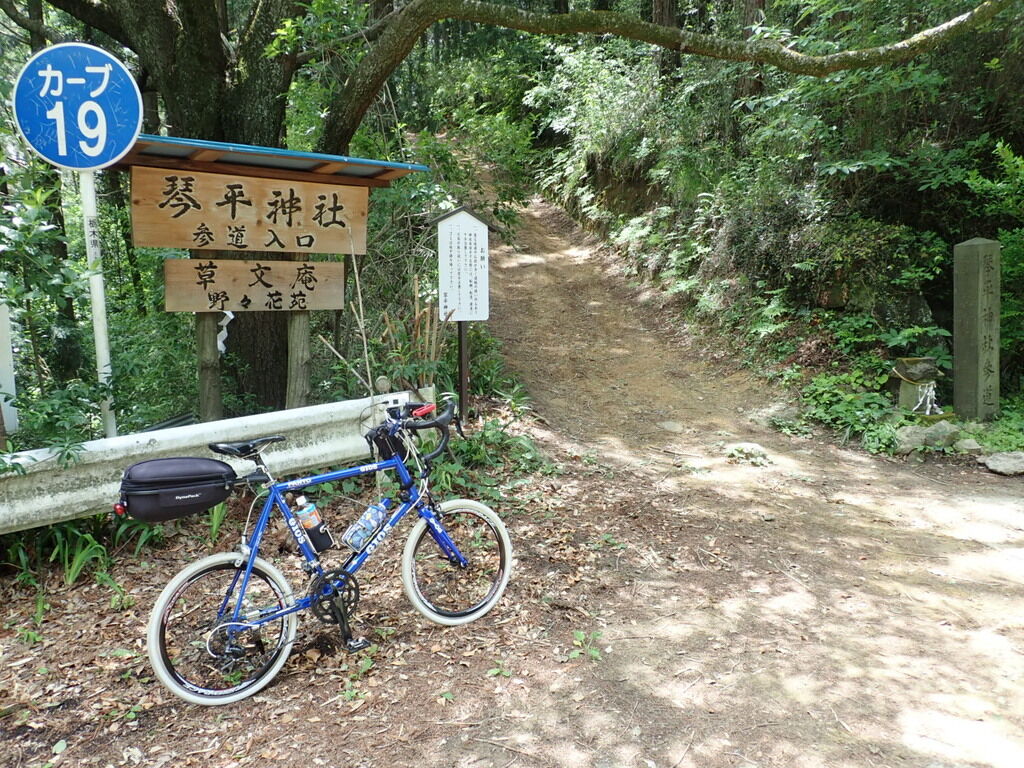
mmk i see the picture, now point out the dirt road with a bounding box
[482,197,1024,768]
[2,196,1024,768]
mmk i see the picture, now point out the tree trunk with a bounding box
[286,312,311,408]
[138,68,161,133]
[48,192,86,383]
[27,0,44,48]
[231,311,289,411]
[735,0,766,100]
[196,312,223,422]
[372,0,394,21]
[653,0,679,77]
[19,296,46,395]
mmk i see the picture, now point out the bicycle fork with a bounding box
[422,508,469,567]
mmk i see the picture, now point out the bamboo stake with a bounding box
[318,334,370,391]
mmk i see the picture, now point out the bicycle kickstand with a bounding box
[328,596,370,653]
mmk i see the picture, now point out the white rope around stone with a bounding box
[913,380,941,415]
[217,311,234,355]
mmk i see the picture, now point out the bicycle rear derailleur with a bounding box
[307,569,370,653]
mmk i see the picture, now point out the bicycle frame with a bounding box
[223,452,468,629]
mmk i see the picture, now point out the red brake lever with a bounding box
[411,403,436,418]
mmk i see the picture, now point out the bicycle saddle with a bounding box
[208,435,285,458]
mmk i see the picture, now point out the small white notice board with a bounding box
[437,207,489,321]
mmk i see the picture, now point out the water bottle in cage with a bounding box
[294,495,335,552]
[342,499,394,551]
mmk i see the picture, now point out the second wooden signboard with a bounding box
[164,258,345,313]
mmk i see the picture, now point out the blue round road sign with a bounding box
[12,42,142,171]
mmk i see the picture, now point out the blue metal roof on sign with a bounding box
[118,134,429,187]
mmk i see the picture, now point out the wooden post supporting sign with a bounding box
[458,321,469,415]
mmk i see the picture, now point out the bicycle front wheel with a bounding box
[401,499,512,626]
[147,552,297,705]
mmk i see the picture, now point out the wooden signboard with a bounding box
[165,258,345,312]
[131,166,368,254]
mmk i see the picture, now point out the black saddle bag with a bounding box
[119,457,237,522]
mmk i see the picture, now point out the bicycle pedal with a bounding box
[344,637,370,653]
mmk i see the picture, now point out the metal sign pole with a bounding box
[0,302,17,435]
[13,42,142,440]
[80,170,117,437]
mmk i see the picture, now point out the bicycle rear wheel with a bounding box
[147,552,296,705]
[401,499,511,626]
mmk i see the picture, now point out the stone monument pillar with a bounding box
[953,238,1000,421]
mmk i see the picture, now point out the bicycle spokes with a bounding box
[156,562,290,697]
[409,509,505,618]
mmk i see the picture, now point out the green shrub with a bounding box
[802,376,900,450]
[970,395,1024,453]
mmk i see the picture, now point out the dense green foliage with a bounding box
[2,0,1023,593]
[397,0,1024,452]
[2,0,1023,461]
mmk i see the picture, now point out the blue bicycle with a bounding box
[118,399,512,705]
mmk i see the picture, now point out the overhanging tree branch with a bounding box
[295,8,400,66]
[438,0,1018,76]
[39,0,132,48]
[317,0,1019,153]
[0,0,65,43]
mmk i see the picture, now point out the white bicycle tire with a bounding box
[147,552,297,705]
[401,498,512,626]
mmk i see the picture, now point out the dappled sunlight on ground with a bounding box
[905,496,1024,542]
[481,196,1024,767]
[901,709,1024,768]
[497,253,548,269]
[5,195,1022,767]
[945,547,1024,584]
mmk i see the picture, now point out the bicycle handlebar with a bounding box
[400,399,460,464]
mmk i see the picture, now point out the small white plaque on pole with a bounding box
[437,207,489,322]
[1,303,18,433]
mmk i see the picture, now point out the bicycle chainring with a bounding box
[308,569,360,624]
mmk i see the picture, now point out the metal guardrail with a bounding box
[0,391,418,535]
